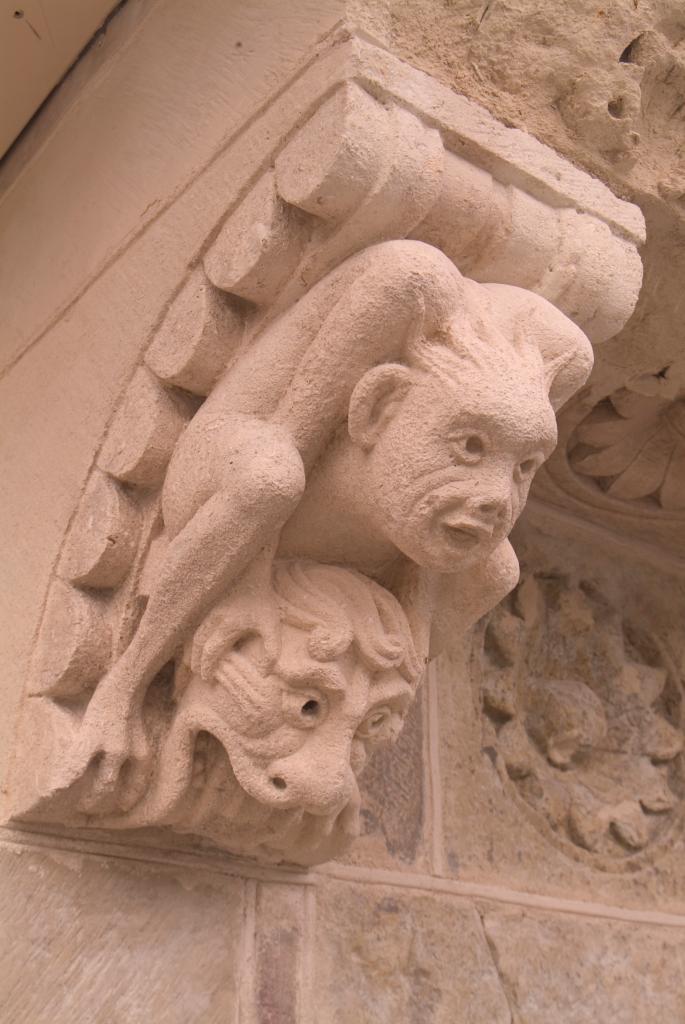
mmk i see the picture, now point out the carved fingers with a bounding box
[189,546,283,682]
[69,693,152,813]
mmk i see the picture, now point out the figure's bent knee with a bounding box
[239,429,305,518]
[162,415,304,536]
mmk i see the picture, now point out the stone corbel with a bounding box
[8,32,645,866]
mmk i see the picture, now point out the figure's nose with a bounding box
[475,489,510,523]
[264,746,356,816]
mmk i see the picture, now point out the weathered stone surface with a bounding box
[0,837,242,1023]
[437,515,685,912]
[145,269,244,396]
[483,907,685,1024]
[99,368,191,488]
[59,471,140,589]
[341,688,430,872]
[386,0,685,198]
[28,581,111,699]
[2,6,683,1022]
[204,171,309,305]
[312,880,511,1023]
[254,883,306,1024]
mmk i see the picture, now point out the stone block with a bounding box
[0,835,243,1023]
[311,879,511,1023]
[254,883,307,1024]
[483,907,685,1024]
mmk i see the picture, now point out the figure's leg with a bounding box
[71,415,305,802]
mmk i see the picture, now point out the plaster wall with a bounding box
[2,1,684,1021]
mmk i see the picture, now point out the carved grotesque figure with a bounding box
[104,561,420,864]
[65,239,593,802]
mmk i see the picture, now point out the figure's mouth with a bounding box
[442,524,480,548]
[439,514,493,549]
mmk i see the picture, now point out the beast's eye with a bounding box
[449,432,485,465]
[282,689,327,729]
[356,706,401,743]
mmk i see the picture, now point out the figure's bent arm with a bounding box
[272,240,465,466]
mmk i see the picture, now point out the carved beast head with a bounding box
[165,560,421,863]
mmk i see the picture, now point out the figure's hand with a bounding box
[189,550,282,682]
[191,589,281,681]
[69,689,152,813]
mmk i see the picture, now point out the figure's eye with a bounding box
[282,689,327,729]
[449,432,485,465]
[356,706,402,743]
[514,457,540,483]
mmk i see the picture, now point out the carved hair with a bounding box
[188,559,422,692]
[407,278,594,413]
[272,560,421,685]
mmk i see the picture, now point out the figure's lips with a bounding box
[439,514,494,548]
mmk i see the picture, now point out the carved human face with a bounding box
[366,367,558,572]
[215,625,414,818]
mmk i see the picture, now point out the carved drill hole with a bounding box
[301,699,320,716]
[465,435,484,456]
[270,776,287,790]
[608,97,626,119]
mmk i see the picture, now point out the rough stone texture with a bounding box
[312,880,512,1023]
[483,907,685,1023]
[0,836,243,1023]
[437,514,685,913]
[384,0,685,200]
[342,690,431,872]
[254,884,307,1024]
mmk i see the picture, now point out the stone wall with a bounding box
[2,1,684,1020]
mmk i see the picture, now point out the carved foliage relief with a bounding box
[569,359,685,511]
[479,571,684,864]
[12,66,643,864]
[537,358,685,556]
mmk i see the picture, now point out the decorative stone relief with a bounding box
[569,360,685,510]
[10,41,645,865]
[479,571,684,864]
[536,358,685,556]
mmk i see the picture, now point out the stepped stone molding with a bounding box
[479,570,685,868]
[8,33,644,865]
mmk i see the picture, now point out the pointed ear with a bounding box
[348,364,413,451]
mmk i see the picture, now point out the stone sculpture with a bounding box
[56,241,593,813]
[13,63,640,864]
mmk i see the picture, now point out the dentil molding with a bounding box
[8,31,645,866]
